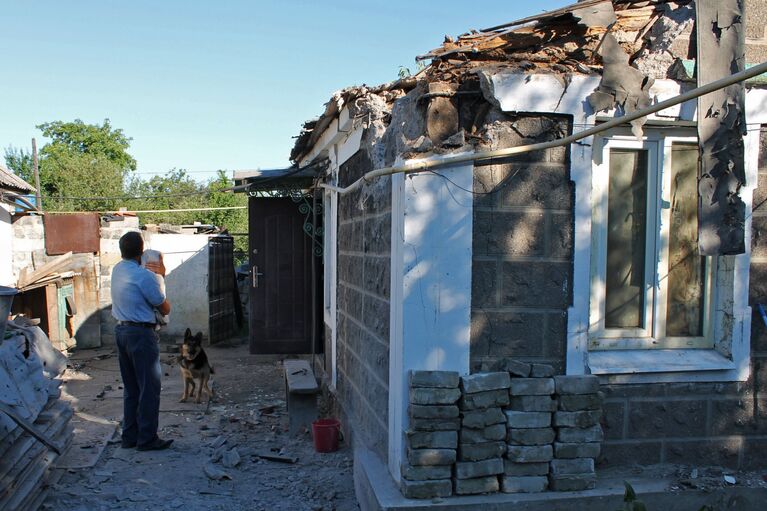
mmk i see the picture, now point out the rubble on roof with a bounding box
[291,1,697,163]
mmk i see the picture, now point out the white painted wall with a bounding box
[0,203,13,286]
[388,158,474,481]
[144,233,210,339]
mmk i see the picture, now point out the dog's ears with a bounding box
[184,328,192,340]
[194,332,203,344]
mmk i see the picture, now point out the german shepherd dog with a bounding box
[178,329,214,403]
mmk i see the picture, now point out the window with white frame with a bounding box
[589,131,716,350]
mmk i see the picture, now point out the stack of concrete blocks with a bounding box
[401,370,461,499]
[550,375,602,491]
[454,371,510,495]
[502,361,557,493]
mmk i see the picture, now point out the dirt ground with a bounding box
[43,338,359,511]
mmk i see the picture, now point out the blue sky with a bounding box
[1,1,566,181]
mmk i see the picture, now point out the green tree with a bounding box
[36,119,136,211]
[3,146,35,184]
[124,168,203,223]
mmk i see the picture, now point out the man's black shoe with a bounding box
[136,438,173,451]
[121,441,137,448]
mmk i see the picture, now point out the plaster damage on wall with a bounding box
[697,0,748,255]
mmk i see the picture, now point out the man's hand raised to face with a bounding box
[145,254,166,277]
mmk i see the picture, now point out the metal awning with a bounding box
[232,164,325,194]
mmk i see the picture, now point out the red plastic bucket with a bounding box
[312,418,341,453]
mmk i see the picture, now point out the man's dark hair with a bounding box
[119,232,144,260]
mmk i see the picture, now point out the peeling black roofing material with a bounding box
[696,0,747,255]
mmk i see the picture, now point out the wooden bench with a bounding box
[283,359,319,435]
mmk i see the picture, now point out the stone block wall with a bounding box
[471,114,574,373]
[335,148,392,461]
[467,119,767,471]
[401,364,603,499]
[11,215,46,280]
[597,127,767,470]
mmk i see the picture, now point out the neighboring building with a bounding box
[0,162,35,287]
[289,0,767,503]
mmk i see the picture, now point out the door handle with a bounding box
[252,265,264,288]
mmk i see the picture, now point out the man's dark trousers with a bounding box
[115,324,162,447]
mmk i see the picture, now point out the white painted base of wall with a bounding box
[388,158,474,483]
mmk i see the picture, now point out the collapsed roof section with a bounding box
[290,0,697,163]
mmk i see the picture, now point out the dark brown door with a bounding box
[208,235,237,344]
[248,197,313,354]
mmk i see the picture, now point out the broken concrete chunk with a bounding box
[209,435,227,449]
[549,473,597,491]
[550,458,595,476]
[406,430,458,449]
[505,411,552,429]
[459,389,510,410]
[459,423,507,444]
[401,463,452,481]
[409,387,461,406]
[558,393,602,411]
[203,463,231,481]
[554,375,599,395]
[508,427,555,446]
[410,418,461,431]
[556,425,604,443]
[400,478,453,499]
[409,370,459,389]
[506,444,554,463]
[458,441,506,462]
[553,410,601,428]
[460,372,511,394]
[455,458,504,479]
[500,475,548,494]
[502,359,532,378]
[407,448,457,466]
[454,475,500,495]
[441,130,465,148]
[222,447,241,468]
[554,442,601,459]
[410,135,434,153]
[509,395,558,413]
[504,460,550,477]
[461,407,506,428]
[530,364,555,378]
[509,378,555,396]
[409,404,459,420]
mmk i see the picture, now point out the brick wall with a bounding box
[470,114,574,374]
[335,148,391,460]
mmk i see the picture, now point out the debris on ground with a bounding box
[43,339,359,511]
[0,322,74,511]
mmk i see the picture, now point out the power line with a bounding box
[42,188,235,201]
[48,205,247,214]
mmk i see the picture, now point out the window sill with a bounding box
[588,349,735,375]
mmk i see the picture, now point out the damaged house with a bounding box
[287,0,767,505]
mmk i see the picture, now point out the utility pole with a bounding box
[32,138,42,212]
